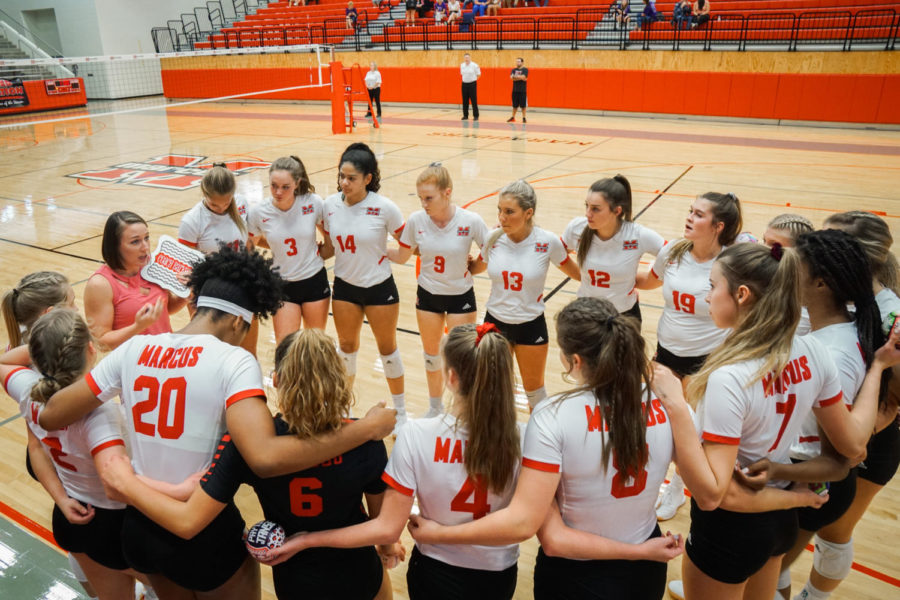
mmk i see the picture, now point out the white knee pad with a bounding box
[381,349,404,379]
[777,567,792,590]
[812,535,853,581]
[423,352,442,372]
[338,349,358,376]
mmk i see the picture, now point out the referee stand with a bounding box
[330,62,379,134]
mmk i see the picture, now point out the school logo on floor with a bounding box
[66,154,271,191]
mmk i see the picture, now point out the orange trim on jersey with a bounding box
[225,388,266,408]
[798,435,820,444]
[522,457,560,473]
[559,255,570,266]
[84,372,102,397]
[702,432,741,445]
[397,240,411,249]
[818,391,843,408]
[394,223,406,236]
[3,366,29,394]
[90,439,125,456]
[649,267,660,279]
[381,472,414,496]
[177,238,199,248]
[560,236,569,251]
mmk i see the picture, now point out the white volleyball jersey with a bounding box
[86,333,266,484]
[483,228,570,324]
[177,197,249,254]
[651,240,728,356]
[697,335,843,487]
[247,194,325,282]
[523,389,673,546]
[790,323,865,460]
[876,287,900,333]
[796,307,811,337]
[5,368,126,510]
[383,415,522,571]
[562,219,664,312]
[322,192,405,288]
[399,208,489,296]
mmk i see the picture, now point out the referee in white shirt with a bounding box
[460,53,481,121]
[364,61,382,118]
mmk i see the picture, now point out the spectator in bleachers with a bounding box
[417,0,435,19]
[406,0,418,24]
[486,0,500,16]
[345,1,359,29]
[448,0,462,24]
[637,0,658,31]
[472,0,488,17]
[289,0,306,6]
[435,0,448,22]
[613,0,632,30]
[673,0,692,29]
[364,62,382,118]
[693,0,710,27]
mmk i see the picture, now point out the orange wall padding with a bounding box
[0,78,87,116]
[161,66,900,124]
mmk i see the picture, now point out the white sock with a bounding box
[392,393,406,412]
[429,396,443,411]
[525,386,547,408]
[668,471,684,492]
[793,581,831,600]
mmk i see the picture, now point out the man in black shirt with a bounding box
[507,57,529,123]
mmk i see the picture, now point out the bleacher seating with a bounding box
[185,0,898,50]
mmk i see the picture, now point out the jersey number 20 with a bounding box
[132,376,187,440]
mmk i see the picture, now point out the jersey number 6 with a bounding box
[289,477,324,517]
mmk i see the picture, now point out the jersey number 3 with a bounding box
[132,376,187,440]
[450,477,491,519]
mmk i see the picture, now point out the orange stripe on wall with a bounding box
[162,66,900,124]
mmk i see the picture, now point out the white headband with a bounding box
[196,296,253,324]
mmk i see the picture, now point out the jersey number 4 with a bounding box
[132,376,187,440]
[450,477,491,519]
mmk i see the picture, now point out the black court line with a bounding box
[0,237,103,264]
[542,164,694,304]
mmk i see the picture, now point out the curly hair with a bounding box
[273,329,354,439]
[187,243,284,322]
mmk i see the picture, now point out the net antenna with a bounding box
[0,44,335,130]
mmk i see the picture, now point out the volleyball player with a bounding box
[651,243,900,600]
[635,192,742,520]
[783,210,900,600]
[562,175,664,324]
[85,211,188,350]
[323,143,408,427]
[248,156,331,341]
[762,213,814,336]
[388,164,489,417]
[2,271,74,349]
[178,164,260,356]
[407,298,686,600]
[482,179,581,409]
[99,329,392,600]
[37,246,396,598]
[0,310,178,599]
[259,323,523,599]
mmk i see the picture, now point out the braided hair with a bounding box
[2,271,70,347]
[28,310,92,404]
[766,214,813,246]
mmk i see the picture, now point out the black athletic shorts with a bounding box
[274,545,382,599]
[654,343,708,378]
[797,467,857,532]
[332,275,400,307]
[620,301,642,325]
[416,285,477,314]
[534,525,667,600]
[686,499,798,584]
[512,91,527,109]
[121,503,247,591]
[282,267,331,305]
[52,502,129,570]
[858,421,900,486]
[484,311,548,346]
[406,546,517,600]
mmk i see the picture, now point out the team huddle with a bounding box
[2,141,899,600]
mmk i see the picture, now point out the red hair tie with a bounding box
[770,242,784,262]
[475,322,500,346]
